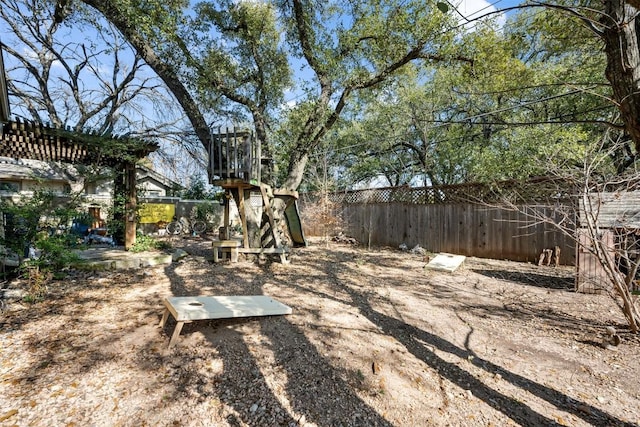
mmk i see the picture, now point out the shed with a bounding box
[576,191,640,293]
[136,165,182,197]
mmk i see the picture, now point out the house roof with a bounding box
[136,165,183,191]
[0,157,183,192]
[0,45,10,123]
[0,156,78,181]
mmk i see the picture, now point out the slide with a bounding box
[281,197,307,247]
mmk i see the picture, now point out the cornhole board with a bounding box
[159,295,292,347]
[425,253,466,273]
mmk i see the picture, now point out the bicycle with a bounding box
[166,217,207,235]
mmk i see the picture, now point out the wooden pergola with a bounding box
[0,118,158,249]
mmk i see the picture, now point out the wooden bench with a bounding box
[211,239,242,263]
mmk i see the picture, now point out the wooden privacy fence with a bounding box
[300,180,577,265]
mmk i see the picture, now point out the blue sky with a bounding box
[454,0,523,27]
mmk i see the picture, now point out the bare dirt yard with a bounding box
[1,236,640,427]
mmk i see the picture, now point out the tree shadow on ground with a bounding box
[417,281,611,336]
[472,268,575,290]
[161,256,393,427]
[3,274,162,379]
[353,296,631,425]
[7,239,630,426]
[288,249,633,427]
[259,316,394,427]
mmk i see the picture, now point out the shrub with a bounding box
[130,234,172,253]
[1,188,86,300]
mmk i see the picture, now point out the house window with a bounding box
[85,182,97,195]
[0,181,20,193]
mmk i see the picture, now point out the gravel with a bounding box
[1,236,639,426]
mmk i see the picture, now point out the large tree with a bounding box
[70,0,459,191]
[0,0,175,136]
[9,0,640,192]
[601,0,640,153]
[302,0,640,189]
[311,10,612,189]
[527,0,640,162]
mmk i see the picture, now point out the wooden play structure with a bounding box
[208,127,306,263]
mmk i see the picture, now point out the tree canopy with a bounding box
[2,0,639,191]
[65,0,466,190]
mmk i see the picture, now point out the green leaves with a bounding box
[307,5,612,188]
[70,0,615,191]
[436,2,449,13]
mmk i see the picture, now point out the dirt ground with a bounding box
[1,236,639,427]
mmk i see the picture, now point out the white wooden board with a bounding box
[164,295,292,322]
[425,253,466,272]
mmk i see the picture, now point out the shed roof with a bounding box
[136,165,182,191]
[580,191,640,228]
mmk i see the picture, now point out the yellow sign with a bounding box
[139,203,175,224]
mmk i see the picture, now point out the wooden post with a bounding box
[260,184,281,249]
[238,188,250,248]
[224,191,230,229]
[124,161,137,250]
[226,131,231,178]
[208,133,214,183]
[217,128,223,177]
[113,164,126,245]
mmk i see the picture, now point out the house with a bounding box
[137,165,182,198]
[0,156,184,225]
[0,157,183,200]
[0,157,81,196]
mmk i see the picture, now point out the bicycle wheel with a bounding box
[166,221,183,235]
[192,220,207,234]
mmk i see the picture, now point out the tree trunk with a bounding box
[79,0,212,152]
[252,110,273,185]
[282,150,309,192]
[603,0,640,152]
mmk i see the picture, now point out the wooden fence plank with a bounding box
[300,199,576,265]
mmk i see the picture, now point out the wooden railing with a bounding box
[208,128,261,183]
